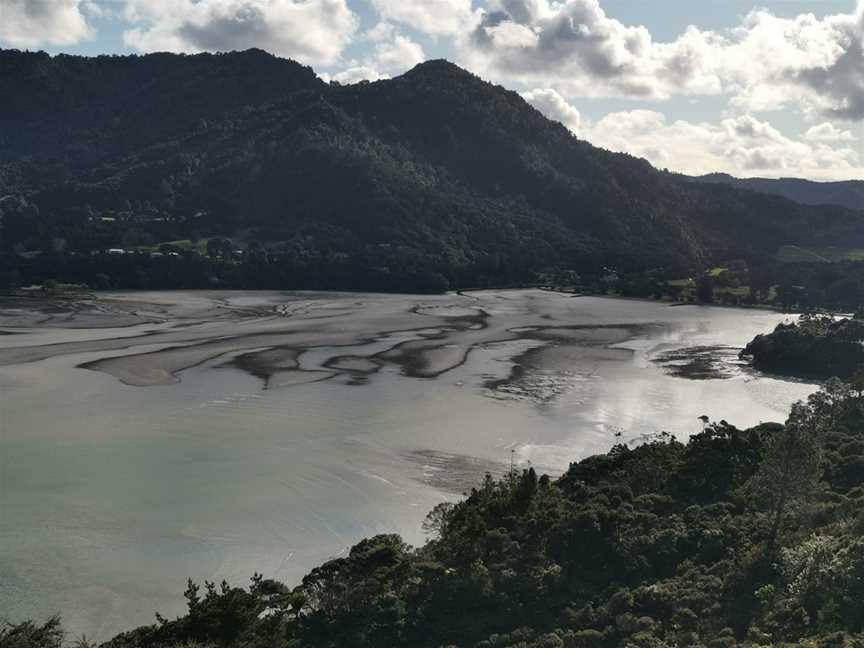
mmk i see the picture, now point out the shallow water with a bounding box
[0,290,815,640]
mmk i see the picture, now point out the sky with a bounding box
[1,0,863,182]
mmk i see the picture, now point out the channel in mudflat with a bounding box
[0,289,817,641]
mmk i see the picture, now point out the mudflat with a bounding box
[0,290,817,642]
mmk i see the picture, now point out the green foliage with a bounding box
[746,403,823,547]
[0,618,64,648]
[741,315,864,379]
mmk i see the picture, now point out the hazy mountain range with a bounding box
[691,173,863,212]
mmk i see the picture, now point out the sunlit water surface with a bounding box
[0,290,815,640]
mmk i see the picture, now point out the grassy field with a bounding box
[665,269,775,304]
[667,278,695,288]
[714,286,751,298]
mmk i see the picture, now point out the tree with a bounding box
[206,238,232,260]
[0,618,65,648]
[747,402,823,550]
[422,501,455,539]
[0,196,42,252]
[206,238,221,259]
[695,274,714,304]
[158,178,176,210]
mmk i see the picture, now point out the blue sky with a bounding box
[1,0,862,181]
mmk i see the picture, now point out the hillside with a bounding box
[1,49,863,291]
[694,173,864,212]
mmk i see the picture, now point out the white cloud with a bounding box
[323,65,388,84]
[521,88,581,133]
[0,0,94,47]
[324,22,425,85]
[371,0,480,36]
[721,7,864,119]
[522,89,863,180]
[123,0,357,65]
[364,20,396,43]
[462,0,723,99]
[805,122,857,142]
[460,0,864,119]
[374,33,425,70]
[586,110,863,180]
[485,22,538,49]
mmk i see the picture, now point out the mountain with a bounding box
[1,48,863,291]
[693,173,864,211]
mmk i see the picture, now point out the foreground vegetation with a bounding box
[6,381,864,647]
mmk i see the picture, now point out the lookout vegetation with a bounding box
[6,380,864,647]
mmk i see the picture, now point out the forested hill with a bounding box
[693,173,864,212]
[1,48,863,291]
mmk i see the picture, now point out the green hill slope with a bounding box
[1,49,862,291]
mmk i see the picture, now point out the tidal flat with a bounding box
[0,289,816,640]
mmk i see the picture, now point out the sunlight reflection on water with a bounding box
[0,290,812,640]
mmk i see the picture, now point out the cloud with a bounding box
[521,88,581,133]
[588,110,863,180]
[323,22,425,85]
[373,32,425,70]
[462,0,722,99]
[123,0,357,65]
[371,0,480,36]
[0,0,94,47]
[523,90,863,180]
[721,6,864,119]
[460,0,864,119]
[485,22,538,49]
[324,65,388,84]
[805,122,857,142]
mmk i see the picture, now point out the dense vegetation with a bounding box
[742,314,864,379]
[7,381,864,647]
[2,48,863,293]
[606,258,864,312]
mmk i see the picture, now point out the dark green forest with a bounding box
[6,380,864,647]
[1,48,863,293]
[742,314,864,379]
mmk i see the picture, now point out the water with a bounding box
[0,290,816,640]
